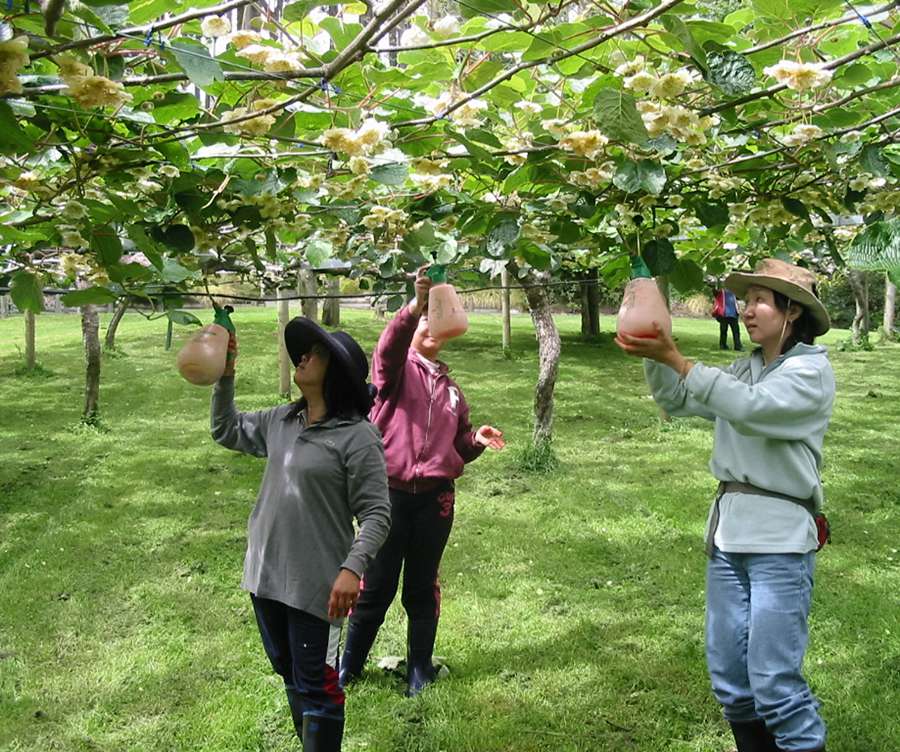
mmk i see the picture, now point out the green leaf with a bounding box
[370,162,408,186]
[167,309,204,326]
[319,17,363,50]
[613,160,666,195]
[705,51,756,95]
[847,219,900,271]
[459,0,520,19]
[838,63,872,86]
[480,31,534,53]
[306,238,333,268]
[151,92,200,124]
[670,258,705,293]
[161,225,195,252]
[859,146,889,177]
[283,0,318,21]
[10,271,43,313]
[265,227,277,260]
[660,15,707,72]
[485,213,520,258]
[161,258,194,283]
[593,89,649,145]
[90,225,123,266]
[0,101,34,154]
[642,239,677,276]
[518,241,551,270]
[694,201,730,229]
[781,197,810,221]
[60,286,119,307]
[168,40,224,90]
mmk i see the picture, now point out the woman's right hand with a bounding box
[409,266,432,317]
[223,332,237,376]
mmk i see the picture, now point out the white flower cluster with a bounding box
[762,60,832,92]
[781,123,823,147]
[637,102,718,145]
[321,118,391,157]
[400,26,430,47]
[515,101,543,116]
[0,36,29,96]
[58,55,132,109]
[201,16,231,38]
[414,92,489,128]
[222,99,279,136]
[705,175,746,200]
[236,44,304,74]
[361,206,409,237]
[502,134,533,166]
[624,67,699,100]
[569,162,616,188]
[228,30,264,49]
[433,16,460,37]
[558,130,609,159]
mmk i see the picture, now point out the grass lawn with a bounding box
[1,306,899,752]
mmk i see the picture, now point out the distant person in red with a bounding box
[339,267,506,696]
[713,287,744,351]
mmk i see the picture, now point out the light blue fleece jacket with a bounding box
[644,344,835,553]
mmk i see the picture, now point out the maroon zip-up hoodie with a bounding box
[370,306,485,491]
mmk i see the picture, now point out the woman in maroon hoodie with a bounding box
[339,267,505,696]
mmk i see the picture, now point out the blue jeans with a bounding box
[706,547,826,751]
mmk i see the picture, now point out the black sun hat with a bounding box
[284,317,375,411]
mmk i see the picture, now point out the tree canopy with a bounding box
[2,0,899,316]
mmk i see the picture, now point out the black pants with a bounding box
[350,483,455,626]
[251,595,344,729]
[719,317,742,349]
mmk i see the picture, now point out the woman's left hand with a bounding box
[475,425,506,450]
[615,323,679,364]
[328,569,361,619]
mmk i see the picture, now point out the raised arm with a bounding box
[371,269,431,396]
[210,335,274,457]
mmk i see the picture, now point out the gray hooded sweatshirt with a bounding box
[644,344,835,554]
[211,376,391,623]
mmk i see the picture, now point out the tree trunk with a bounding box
[104,299,127,350]
[298,269,319,321]
[521,272,561,445]
[321,276,341,327]
[882,274,896,341]
[278,288,292,399]
[0,294,9,317]
[164,317,174,351]
[848,269,869,344]
[24,309,36,370]
[82,304,101,424]
[500,265,512,350]
[579,270,600,337]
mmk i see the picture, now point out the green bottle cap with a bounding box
[213,304,235,333]
[630,255,652,280]
[426,265,447,283]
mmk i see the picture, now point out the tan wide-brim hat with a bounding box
[724,258,830,336]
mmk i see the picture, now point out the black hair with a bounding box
[284,346,373,422]
[773,290,817,353]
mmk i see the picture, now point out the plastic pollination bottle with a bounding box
[426,265,468,340]
[176,303,236,385]
[616,221,671,340]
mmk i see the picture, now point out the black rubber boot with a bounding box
[338,621,380,688]
[285,688,305,739]
[729,720,779,752]
[301,714,344,752]
[405,618,438,697]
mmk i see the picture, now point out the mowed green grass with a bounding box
[1,306,898,752]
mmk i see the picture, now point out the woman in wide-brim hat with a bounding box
[618,258,835,752]
[210,317,390,752]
